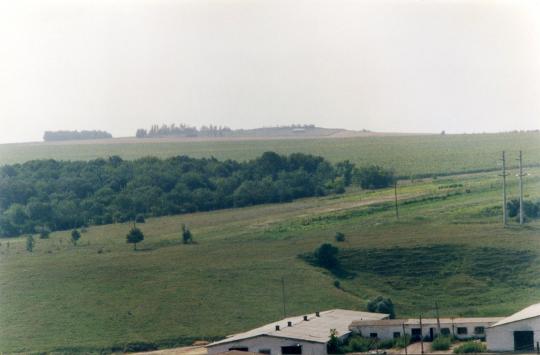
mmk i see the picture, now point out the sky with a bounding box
[0,0,539,144]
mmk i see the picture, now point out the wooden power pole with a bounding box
[501,151,508,226]
[518,151,524,225]
[394,181,399,220]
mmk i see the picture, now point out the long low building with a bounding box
[486,303,540,352]
[206,309,389,355]
[350,317,503,342]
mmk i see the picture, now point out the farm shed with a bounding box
[486,303,540,352]
[350,317,503,342]
[206,309,388,355]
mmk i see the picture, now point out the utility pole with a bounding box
[501,151,508,226]
[419,315,424,354]
[394,181,399,220]
[435,302,441,336]
[402,323,408,355]
[281,277,286,318]
[518,150,525,225]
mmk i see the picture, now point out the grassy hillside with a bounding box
[1,132,539,177]
[1,169,539,353]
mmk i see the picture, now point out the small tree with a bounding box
[314,243,340,269]
[335,232,346,242]
[126,227,144,250]
[367,296,396,319]
[327,329,342,354]
[71,229,81,246]
[26,235,35,252]
[182,224,193,244]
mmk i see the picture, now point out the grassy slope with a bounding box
[0,169,539,352]
[1,132,539,176]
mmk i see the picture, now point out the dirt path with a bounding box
[134,345,208,355]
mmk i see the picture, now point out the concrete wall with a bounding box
[351,321,494,341]
[207,336,327,355]
[486,317,540,352]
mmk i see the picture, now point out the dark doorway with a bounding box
[429,328,434,341]
[229,347,249,352]
[514,331,534,351]
[411,328,422,341]
[282,345,302,355]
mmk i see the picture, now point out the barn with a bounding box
[206,309,388,355]
[486,303,540,352]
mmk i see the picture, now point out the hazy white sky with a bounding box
[0,0,539,143]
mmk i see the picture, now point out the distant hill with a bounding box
[43,130,113,142]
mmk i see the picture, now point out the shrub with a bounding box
[394,335,411,349]
[367,296,396,319]
[335,232,346,242]
[71,229,81,245]
[453,341,486,353]
[379,338,396,349]
[342,335,375,352]
[39,227,50,239]
[135,214,146,223]
[314,243,339,269]
[432,336,452,351]
[123,341,158,352]
[333,280,341,289]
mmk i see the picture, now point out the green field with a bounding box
[1,168,539,353]
[1,132,539,176]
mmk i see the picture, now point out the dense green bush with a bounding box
[378,338,396,349]
[453,341,487,353]
[314,243,340,269]
[432,336,452,350]
[367,296,396,319]
[0,152,354,237]
[341,335,376,352]
[394,335,411,349]
[353,165,395,189]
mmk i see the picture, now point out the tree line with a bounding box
[43,130,113,141]
[136,124,232,138]
[0,152,394,237]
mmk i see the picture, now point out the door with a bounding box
[514,331,534,351]
[429,328,434,341]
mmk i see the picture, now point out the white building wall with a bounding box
[486,317,540,352]
[207,336,327,355]
[351,321,494,341]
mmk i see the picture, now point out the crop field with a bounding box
[1,132,539,176]
[1,168,539,353]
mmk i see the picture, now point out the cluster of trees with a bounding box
[135,124,232,138]
[0,152,393,237]
[43,130,113,141]
[507,199,540,221]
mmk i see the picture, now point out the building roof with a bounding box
[490,303,540,328]
[208,309,388,346]
[350,317,504,328]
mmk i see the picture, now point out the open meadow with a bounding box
[1,132,539,177]
[1,167,539,353]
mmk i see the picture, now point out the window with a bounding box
[393,332,401,338]
[457,327,468,335]
[259,349,271,355]
[281,345,302,355]
[441,328,450,336]
[411,328,422,341]
[229,347,249,352]
[370,333,378,338]
[474,327,485,335]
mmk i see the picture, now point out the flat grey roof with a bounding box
[350,317,504,327]
[208,309,388,346]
